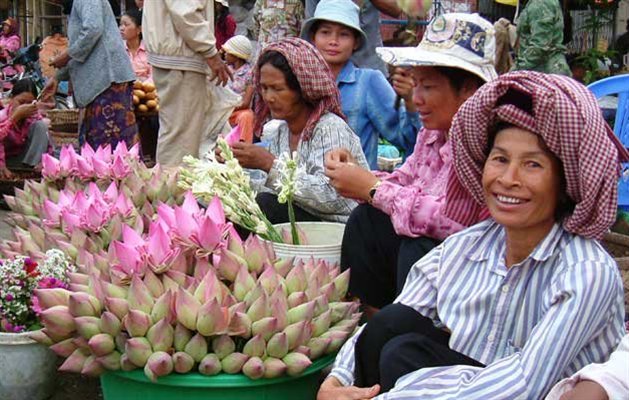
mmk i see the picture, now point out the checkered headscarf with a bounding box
[253,38,344,140]
[445,71,629,239]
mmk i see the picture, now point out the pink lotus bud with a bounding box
[144,351,174,382]
[287,292,307,309]
[161,274,179,293]
[226,226,245,258]
[312,309,332,337]
[270,296,289,331]
[68,292,102,318]
[287,301,315,325]
[257,266,281,295]
[306,337,331,360]
[125,337,153,367]
[192,215,222,253]
[88,333,116,357]
[331,269,350,302]
[72,336,90,351]
[28,330,54,346]
[242,356,265,380]
[175,287,201,331]
[59,348,90,373]
[263,357,287,379]
[104,297,129,321]
[102,281,128,300]
[227,311,252,337]
[330,315,361,334]
[41,153,61,180]
[143,270,165,298]
[128,275,155,314]
[81,355,105,377]
[251,317,279,341]
[97,351,121,371]
[173,352,195,374]
[283,320,311,350]
[243,283,265,308]
[320,330,350,354]
[150,290,174,323]
[146,319,174,352]
[233,265,256,302]
[124,309,153,337]
[243,235,268,274]
[198,353,222,376]
[266,332,289,359]
[215,248,247,282]
[193,269,222,305]
[50,338,78,357]
[211,335,235,360]
[184,333,208,363]
[273,258,294,278]
[243,334,266,358]
[35,288,71,309]
[295,346,312,358]
[313,295,330,317]
[221,352,249,374]
[285,263,307,294]
[120,353,138,371]
[67,272,90,286]
[40,305,75,336]
[282,352,312,377]
[246,292,268,323]
[329,302,358,324]
[196,299,229,336]
[174,323,192,352]
[75,316,101,339]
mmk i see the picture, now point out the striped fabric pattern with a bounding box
[330,220,625,399]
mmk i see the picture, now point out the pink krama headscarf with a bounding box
[252,37,344,140]
[444,71,629,240]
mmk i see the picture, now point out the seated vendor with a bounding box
[223,35,255,144]
[229,37,369,224]
[318,71,627,399]
[0,79,51,179]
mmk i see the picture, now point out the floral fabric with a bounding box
[228,62,252,95]
[252,0,304,49]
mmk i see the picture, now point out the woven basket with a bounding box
[47,109,80,132]
[601,232,629,313]
[50,130,79,150]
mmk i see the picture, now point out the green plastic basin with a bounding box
[100,354,335,400]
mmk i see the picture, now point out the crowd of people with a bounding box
[0,0,627,398]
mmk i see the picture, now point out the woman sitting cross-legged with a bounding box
[318,71,627,399]
[228,37,368,224]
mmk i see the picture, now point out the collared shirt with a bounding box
[227,62,252,95]
[125,40,152,82]
[262,113,369,222]
[371,128,463,239]
[330,220,625,399]
[252,0,304,49]
[337,62,420,169]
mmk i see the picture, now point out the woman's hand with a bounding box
[559,380,609,400]
[317,377,380,400]
[50,51,70,68]
[231,142,275,172]
[40,78,59,104]
[207,53,233,87]
[391,67,417,113]
[0,166,14,179]
[325,150,378,201]
[11,103,38,123]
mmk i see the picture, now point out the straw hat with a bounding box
[223,35,253,61]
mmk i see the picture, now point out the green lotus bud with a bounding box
[330,316,360,334]
[244,235,269,274]
[266,332,289,359]
[59,348,90,373]
[102,281,128,300]
[242,334,266,358]
[151,290,174,324]
[194,269,222,305]
[211,335,235,360]
[161,274,179,293]
[124,309,153,337]
[312,309,332,337]
[143,270,165,298]
[88,333,116,357]
[104,297,129,321]
[242,356,265,380]
[35,288,71,309]
[287,301,315,325]
[68,292,102,318]
[184,333,208,363]
[320,330,349,354]
[81,355,105,377]
[72,336,89,351]
[312,295,330,317]
[233,265,256,302]
[221,352,249,374]
[273,257,294,278]
[283,320,311,350]
[251,317,279,341]
[198,353,222,376]
[28,330,54,346]
[257,265,281,295]
[127,275,154,313]
[227,311,252,338]
[243,283,265,308]
[173,352,195,374]
[215,248,247,282]
[40,305,75,336]
[174,323,192,352]
[75,316,101,339]
[329,302,359,324]
[50,338,78,357]
[263,357,287,378]
[175,287,201,331]
[99,311,122,337]
[196,299,229,336]
[146,319,175,352]
[287,292,307,309]
[125,337,153,367]
[282,352,312,377]
[285,263,306,294]
[295,345,311,358]
[306,337,331,360]
[246,292,268,322]
[120,353,138,371]
[318,282,336,302]
[144,351,173,382]
[97,351,121,371]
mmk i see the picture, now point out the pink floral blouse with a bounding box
[372,128,465,240]
[0,104,43,168]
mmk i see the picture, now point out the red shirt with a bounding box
[215,15,236,50]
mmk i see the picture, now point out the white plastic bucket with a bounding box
[264,222,345,265]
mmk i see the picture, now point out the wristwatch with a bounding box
[367,181,382,204]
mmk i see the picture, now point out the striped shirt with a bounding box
[330,220,625,399]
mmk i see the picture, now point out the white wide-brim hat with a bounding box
[300,0,368,51]
[223,35,253,61]
[377,13,498,82]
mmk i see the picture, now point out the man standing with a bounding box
[143,1,231,167]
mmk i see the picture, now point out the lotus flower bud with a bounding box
[150,290,174,323]
[115,332,128,353]
[243,283,265,308]
[128,275,155,314]
[263,357,287,379]
[50,338,78,357]
[330,317,360,334]
[312,295,329,317]
[35,288,71,309]
[88,333,116,357]
[257,266,281,296]
[143,270,165,298]
[97,351,121,371]
[72,336,90,351]
[104,297,129,321]
[318,282,335,302]
[285,263,307,294]
[28,330,54,346]
[227,226,245,257]
[295,345,311,358]
[227,311,252,337]
[175,287,201,331]
[329,302,358,324]
[229,302,246,315]
[174,323,192,351]
[320,330,349,354]
[67,272,90,286]
[312,309,332,337]
[251,317,279,341]
[331,269,350,302]
[242,356,265,380]
[193,269,222,305]
[246,292,268,323]
[97,311,121,337]
[273,258,293,278]
[144,351,174,382]
[215,248,247,282]
[120,353,138,371]
[161,274,180,295]
[287,301,315,325]
[68,292,102,318]
[282,352,312,377]
[172,352,195,374]
[40,305,75,336]
[306,337,331,360]
[211,335,235,360]
[146,319,175,352]
[184,333,208,363]
[221,352,249,374]
[243,235,268,273]
[233,265,256,302]
[124,309,153,337]
[283,320,311,350]
[81,355,105,377]
[287,292,307,309]
[102,281,128,300]
[125,337,153,367]
[196,299,229,336]
[266,332,289,359]
[59,348,90,373]
[243,334,266,358]
[198,353,222,376]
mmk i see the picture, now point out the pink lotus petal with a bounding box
[71,191,89,215]
[156,203,176,228]
[111,154,130,180]
[80,143,95,159]
[128,143,141,160]
[60,210,81,235]
[174,206,199,242]
[94,144,112,164]
[41,154,61,180]
[148,221,172,265]
[114,192,134,217]
[182,191,201,216]
[42,199,62,227]
[57,191,73,208]
[205,196,226,225]
[193,215,222,251]
[91,156,110,180]
[81,202,109,232]
[113,240,142,274]
[122,225,146,248]
[59,146,78,176]
[103,182,119,204]
[113,141,129,158]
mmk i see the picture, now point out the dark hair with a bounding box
[310,20,361,46]
[257,51,302,93]
[124,8,143,28]
[11,79,38,98]
[51,25,64,35]
[434,66,485,93]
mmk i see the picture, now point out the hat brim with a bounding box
[224,48,250,61]
[300,17,367,52]
[376,46,498,82]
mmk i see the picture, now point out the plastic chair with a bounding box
[588,74,629,209]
